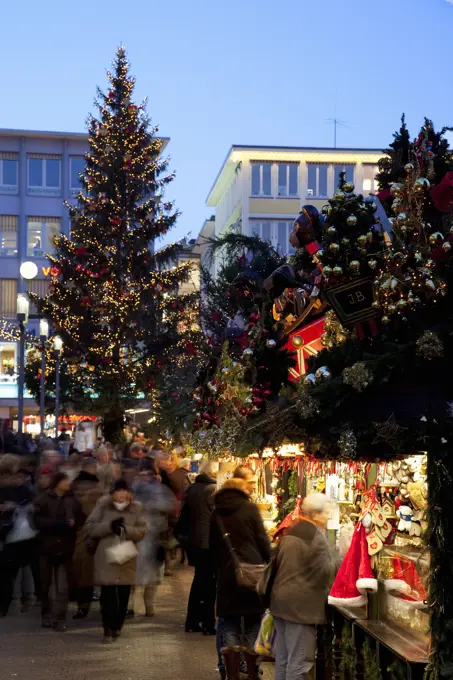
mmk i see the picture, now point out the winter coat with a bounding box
[132,479,176,585]
[168,468,190,503]
[270,518,334,625]
[33,489,84,559]
[85,495,147,586]
[0,482,34,541]
[210,487,271,617]
[71,471,104,588]
[183,473,216,551]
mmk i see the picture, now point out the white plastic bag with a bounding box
[106,533,138,565]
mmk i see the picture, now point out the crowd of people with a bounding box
[0,437,335,680]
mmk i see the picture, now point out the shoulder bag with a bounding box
[106,528,138,566]
[256,544,280,607]
[216,515,266,590]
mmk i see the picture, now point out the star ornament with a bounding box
[372,414,407,449]
[222,384,239,401]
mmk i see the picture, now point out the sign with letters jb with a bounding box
[323,277,377,327]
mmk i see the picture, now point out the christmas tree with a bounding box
[28,47,195,442]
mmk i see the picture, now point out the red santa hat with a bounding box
[384,555,427,609]
[328,523,377,607]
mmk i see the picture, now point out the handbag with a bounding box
[256,545,280,608]
[216,515,266,590]
[106,530,138,566]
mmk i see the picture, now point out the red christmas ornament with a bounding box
[252,386,262,396]
[146,379,155,389]
[81,296,92,308]
[201,412,211,421]
[252,397,265,407]
[128,104,138,114]
[240,408,248,415]
[250,312,259,321]
[211,311,221,322]
[107,90,115,100]
[75,246,89,257]
[263,389,273,398]
[207,398,213,405]
[193,423,199,430]
[110,217,122,226]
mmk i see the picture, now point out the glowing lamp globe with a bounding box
[20,261,38,280]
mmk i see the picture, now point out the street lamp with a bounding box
[16,294,29,435]
[39,319,49,438]
[53,335,63,440]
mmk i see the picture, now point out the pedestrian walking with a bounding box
[71,457,103,619]
[183,460,218,634]
[33,472,84,631]
[270,493,334,680]
[210,478,271,680]
[84,479,147,643]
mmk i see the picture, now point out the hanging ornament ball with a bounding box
[292,335,304,348]
[429,231,443,245]
[221,367,230,376]
[414,177,431,193]
[321,332,328,346]
[368,259,378,270]
[396,299,407,309]
[392,199,402,214]
[335,191,346,202]
[347,215,358,227]
[207,382,218,394]
[232,361,239,367]
[329,242,340,254]
[404,163,415,173]
[349,260,360,273]
[266,338,277,349]
[327,226,337,236]
[315,366,332,383]
[381,315,391,325]
[356,235,367,247]
[388,303,396,314]
[242,348,254,358]
[390,183,403,198]
[397,213,407,225]
[442,241,452,252]
[341,238,350,246]
[343,182,355,193]
[425,279,436,291]
[303,373,316,387]
[333,266,343,276]
[322,265,333,277]
[365,197,377,212]
[321,205,332,216]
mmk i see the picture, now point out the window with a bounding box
[276,221,296,256]
[26,279,51,315]
[277,163,298,197]
[0,216,18,256]
[0,280,17,318]
[70,156,85,195]
[307,164,328,198]
[251,162,272,196]
[251,220,272,242]
[27,217,61,257]
[27,155,61,196]
[362,165,379,193]
[0,153,18,194]
[334,164,355,191]
[0,344,16,381]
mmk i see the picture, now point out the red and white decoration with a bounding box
[328,523,378,607]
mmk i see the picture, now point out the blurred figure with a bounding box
[61,452,82,483]
[210,478,270,680]
[33,472,84,631]
[129,459,176,617]
[270,493,334,680]
[71,458,103,619]
[233,465,257,496]
[85,479,147,643]
[95,445,117,492]
[37,465,53,491]
[0,457,37,616]
[183,460,218,634]
[180,458,191,474]
[159,451,189,575]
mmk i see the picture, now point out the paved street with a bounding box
[0,565,266,680]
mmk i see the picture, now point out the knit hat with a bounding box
[112,478,129,493]
[328,523,377,607]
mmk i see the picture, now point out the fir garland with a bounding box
[362,638,381,680]
[339,623,356,680]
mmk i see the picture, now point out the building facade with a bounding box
[0,128,89,422]
[206,145,383,274]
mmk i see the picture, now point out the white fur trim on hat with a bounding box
[356,578,378,593]
[384,579,412,594]
[328,593,366,607]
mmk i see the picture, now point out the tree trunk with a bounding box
[102,406,125,444]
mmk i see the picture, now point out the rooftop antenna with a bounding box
[325,117,350,148]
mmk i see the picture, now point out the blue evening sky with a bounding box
[1,0,452,244]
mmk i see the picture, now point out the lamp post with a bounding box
[53,335,63,440]
[16,293,29,435]
[39,319,49,438]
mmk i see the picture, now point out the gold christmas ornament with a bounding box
[356,235,367,247]
[366,231,373,243]
[381,315,390,325]
[343,182,355,193]
[292,335,304,348]
[397,213,407,225]
[390,183,403,197]
[442,241,452,252]
[335,191,345,202]
[396,299,407,309]
[429,232,443,245]
[341,238,350,246]
[342,362,373,392]
[368,259,378,270]
[329,242,340,254]
[416,330,444,360]
[414,177,430,192]
[327,226,337,236]
[392,199,402,214]
[320,332,328,346]
[404,162,415,173]
[349,260,360,273]
[322,265,333,276]
[321,204,331,215]
[347,215,357,227]
[333,266,343,276]
[388,303,396,314]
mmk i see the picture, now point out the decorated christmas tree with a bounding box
[28,47,196,442]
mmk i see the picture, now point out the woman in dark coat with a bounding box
[210,478,271,680]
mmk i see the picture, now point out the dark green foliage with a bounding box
[340,623,356,680]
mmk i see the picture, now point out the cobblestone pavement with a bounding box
[0,564,272,680]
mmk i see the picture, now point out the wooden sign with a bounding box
[323,277,377,327]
